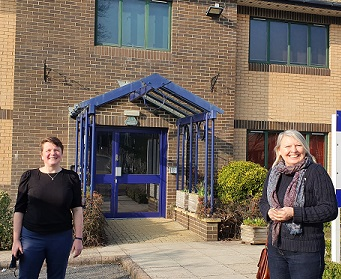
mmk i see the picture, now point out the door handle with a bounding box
[115,167,122,176]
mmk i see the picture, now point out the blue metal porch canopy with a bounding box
[70,73,223,119]
[70,73,224,214]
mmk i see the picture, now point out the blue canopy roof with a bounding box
[69,73,223,119]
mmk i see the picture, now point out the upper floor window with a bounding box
[249,18,328,67]
[247,130,327,169]
[95,0,171,51]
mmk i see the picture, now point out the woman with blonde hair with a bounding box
[259,129,338,279]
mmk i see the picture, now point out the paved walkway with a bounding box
[0,218,264,279]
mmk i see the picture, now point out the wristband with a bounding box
[74,237,83,241]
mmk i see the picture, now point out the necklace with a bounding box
[46,171,60,181]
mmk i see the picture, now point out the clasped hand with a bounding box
[268,207,294,222]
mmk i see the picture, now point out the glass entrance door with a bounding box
[95,127,167,218]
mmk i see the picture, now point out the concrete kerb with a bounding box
[0,247,150,279]
[69,247,150,279]
[119,256,151,279]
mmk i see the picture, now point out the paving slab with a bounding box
[0,218,263,279]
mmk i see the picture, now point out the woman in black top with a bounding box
[259,130,338,279]
[12,137,83,279]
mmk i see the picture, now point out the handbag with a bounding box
[256,239,270,279]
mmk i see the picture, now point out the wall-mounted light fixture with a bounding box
[206,3,224,17]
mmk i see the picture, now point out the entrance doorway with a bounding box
[95,127,167,218]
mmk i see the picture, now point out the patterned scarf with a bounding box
[267,156,312,245]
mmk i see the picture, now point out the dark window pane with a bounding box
[311,26,327,66]
[148,2,169,49]
[250,19,267,61]
[96,0,119,45]
[119,132,160,174]
[309,134,325,167]
[270,21,288,63]
[290,24,307,65]
[96,183,111,213]
[118,183,159,213]
[247,132,265,167]
[96,131,113,174]
[268,133,279,168]
[122,0,145,47]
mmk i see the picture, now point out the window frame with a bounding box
[249,18,329,68]
[95,0,172,51]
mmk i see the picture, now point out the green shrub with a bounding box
[215,161,268,239]
[324,260,341,278]
[242,217,267,227]
[216,161,267,204]
[82,192,108,247]
[0,191,13,250]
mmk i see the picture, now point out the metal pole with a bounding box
[90,114,96,197]
[176,125,180,190]
[210,116,215,214]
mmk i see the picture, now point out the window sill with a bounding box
[249,63,330,76]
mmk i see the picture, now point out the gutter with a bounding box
[258,0,341,11]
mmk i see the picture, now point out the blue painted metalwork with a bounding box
[189,119,193,193]
[70,73,223,216]
[83,110,89,198]
[181,126,186,190]
[204,113,209,205]
[176,127,180,190]
[90,114,96,195]
[75,119,79,174]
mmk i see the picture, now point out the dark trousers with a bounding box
[19,227,73,279]
[268,243,325,279]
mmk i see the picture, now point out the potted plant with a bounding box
[241,217,267,245]
[240,195,268,244]
[188,183,205,213]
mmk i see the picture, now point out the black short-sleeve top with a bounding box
[14,168,82,234]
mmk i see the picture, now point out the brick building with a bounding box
[1,0,341,218]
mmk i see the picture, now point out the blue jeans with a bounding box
[19,227,73,279]
[268,243,325,279]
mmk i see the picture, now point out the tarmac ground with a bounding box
[1,263,131,279]
[0,218,263,279]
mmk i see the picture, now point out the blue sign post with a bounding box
[331,112,341,262]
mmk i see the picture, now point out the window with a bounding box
[95,0,171,50]
[247,131,327,169]
[249,18,328,67]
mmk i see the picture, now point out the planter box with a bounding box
[241,224,267,245]
[176,190,188,210]
[188,193,200,213]
[174,207,221,241]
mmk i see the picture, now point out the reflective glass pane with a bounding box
[122,0,145,47]
[118,183,159,213]
[247,132,265,167]
[96,131,112,174]
[96,183,112,213]
[148,2,170,49]
[96,0,119,45]
[250,19,267,61]
[309,134,325,167]
[290,24,307,65]
[270,21,288,63]
[119,132,160,174]
[268,133,280,168]
[311,26,327,66]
